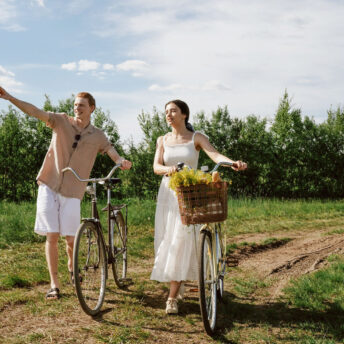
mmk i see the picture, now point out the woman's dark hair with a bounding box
[165,99,194,132]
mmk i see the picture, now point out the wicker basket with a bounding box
[176,181,228,225]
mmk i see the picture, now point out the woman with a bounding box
[151,99,247,314]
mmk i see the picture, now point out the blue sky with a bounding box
[1,0,344,143]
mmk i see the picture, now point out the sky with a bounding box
[0,0,343,144]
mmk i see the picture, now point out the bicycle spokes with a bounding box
[74,222,106,316]
[199,230,217,335]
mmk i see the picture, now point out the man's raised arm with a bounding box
[0,86,50,123]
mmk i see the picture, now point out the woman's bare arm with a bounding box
[195,132,247,171]
[153,136,176,175]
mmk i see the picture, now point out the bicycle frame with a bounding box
[62,164,126,279]
[63,164,131,315]
[199,223,225,289]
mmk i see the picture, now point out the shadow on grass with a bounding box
[91,308,123,326]
[126,286,344,342]
[72,282,344,342]
[216,290,344,342]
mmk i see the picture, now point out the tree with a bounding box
[123,109,169,199]
[0,108,34,200]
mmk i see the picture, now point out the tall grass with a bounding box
[1,198,344,247]
[0,198,157,248]
[224,198,344,235]
[0,202,40,248]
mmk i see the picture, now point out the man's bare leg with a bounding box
[65,235,74,273]
[46,233,60,289]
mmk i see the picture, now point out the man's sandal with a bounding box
[46,288,60,300]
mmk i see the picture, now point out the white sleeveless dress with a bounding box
[150,132,200,282]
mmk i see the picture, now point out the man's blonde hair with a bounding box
[76,92,96,108]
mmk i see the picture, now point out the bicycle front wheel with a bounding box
[73,221,106,316]
[198,229,217,335]
[216,224,225,301]
[110,211,127,288]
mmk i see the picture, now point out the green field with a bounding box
[1,198,344,343]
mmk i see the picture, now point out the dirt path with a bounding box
[1,228,344,343]
[227,229,344,301]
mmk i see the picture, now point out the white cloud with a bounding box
[0,0,26,31]
[65,0,94,13]
[148,80,230,92]
[94,0,344,124]
[61,60,100,72]
[0,65,15,77]
[32,0,45,7]
[61,62,77,71]
[0,65,23,93]
[60,59,150,77]
[78,60,100,71]
[116,59,149,76]
[202,80,230,91]
[103,63,115,70]
[149,83,184,92]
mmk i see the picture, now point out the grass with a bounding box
[2,197,343,247]
[283,254,344,313]
[1,198,344,343]
[224,197,344,235]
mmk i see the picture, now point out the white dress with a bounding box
[150,132,200,282]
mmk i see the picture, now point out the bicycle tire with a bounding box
[73,221,106,316]
[215,224,225,301]
[110,211,127,288]
[198,229,217,335]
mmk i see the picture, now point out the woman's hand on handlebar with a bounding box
[232,160,247,171]
[166,165,177,176]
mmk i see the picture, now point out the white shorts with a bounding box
[34,184,80,237]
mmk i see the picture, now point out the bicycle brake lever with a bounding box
[176,162,184,171]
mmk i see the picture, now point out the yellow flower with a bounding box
[169,167,213,191]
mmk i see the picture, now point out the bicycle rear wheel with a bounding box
[198,229,217,335]
[110,211,127,288]
[73,221,106,316]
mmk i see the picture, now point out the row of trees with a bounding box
[0,92,343,201]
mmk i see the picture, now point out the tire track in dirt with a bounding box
[227,230,344,301]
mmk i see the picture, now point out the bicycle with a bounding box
[62,164,131,316]
[175,161,232,335]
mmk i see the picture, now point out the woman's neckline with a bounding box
[164,141,194,147]
[164,132,195,147]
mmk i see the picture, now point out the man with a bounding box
[0,86,132,300]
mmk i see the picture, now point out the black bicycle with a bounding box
[62,164,131,316]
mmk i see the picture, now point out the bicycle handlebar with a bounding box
[176,161,234,173]
[62,163,122,183]
[209,161,233,173]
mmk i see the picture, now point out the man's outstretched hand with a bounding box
[0,86,12,100]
